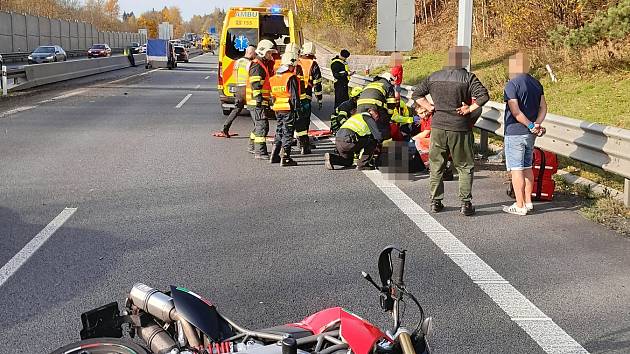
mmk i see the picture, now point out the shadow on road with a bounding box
[585,326,630,353]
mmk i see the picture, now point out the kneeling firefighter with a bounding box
[269,51,301,167]
[324,108,386,170]
[330,86,363,134]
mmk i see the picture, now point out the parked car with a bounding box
[28,45,67,64]
[174,46,189,63]
[87,44,112,58]
[130,42,142,54]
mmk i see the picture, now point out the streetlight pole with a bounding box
[457,0,473,71]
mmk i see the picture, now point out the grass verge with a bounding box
[554,175,630,235]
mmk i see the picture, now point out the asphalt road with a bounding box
[0,53,629,354]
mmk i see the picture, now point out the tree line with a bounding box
[0,0,226,39]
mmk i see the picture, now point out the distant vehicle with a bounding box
[141,44,147,53]
[174,46,189,63]
[130,42,142,54]
[146,39,176,70]
[87,44,112,58]
[0,54,3,68]
[180,40,192,48]
[28,45,67,64]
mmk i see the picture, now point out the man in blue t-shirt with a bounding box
[503,52,548,216]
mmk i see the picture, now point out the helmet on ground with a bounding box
[302,42,316,56]
[256,39,277,56]
[375,72,395,82]
[285,42,301,56]
[281,51,298,66]
[350,87,363,98]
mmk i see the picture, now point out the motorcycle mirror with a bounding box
[378,245,403,287]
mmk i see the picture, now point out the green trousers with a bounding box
[429,128,475,202]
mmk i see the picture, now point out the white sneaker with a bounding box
[503,203,528,216]
[525,203,534,212]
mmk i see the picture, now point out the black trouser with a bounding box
[222,89,245,133]
[330,129,377,167]
[334,81,349,109]
[250,106,270,154]
[273,110,296,153]
[295,99,311,144]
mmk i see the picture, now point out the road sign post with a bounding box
[377,0,415,52]
[457,0,473,71]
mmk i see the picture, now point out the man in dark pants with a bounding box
[214,45,255,137]
[246,40,277,158]
[331,49,354,109]
[324,108,384,170]
[295,42,324,154]
[269,51,301,166]
[412,46,489,216]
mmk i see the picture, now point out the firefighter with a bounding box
[331,49,354,109]
[269,51,301,167]
[214,45,255,138]
[294,42,323,154]
[247,39,277,158]
[356,72,397,142]
[330,86,363,134]
[324,108,385,170]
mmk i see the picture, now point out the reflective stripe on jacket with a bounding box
[340,112,372,137]
[270,70,300,112]
[246,58,271,106]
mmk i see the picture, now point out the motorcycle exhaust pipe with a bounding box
[137,323,178,354]
[129,283,177,323]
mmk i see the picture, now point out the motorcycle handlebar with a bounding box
[391,250,406,286]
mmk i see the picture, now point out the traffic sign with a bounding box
[377,0,415,52]
[210,26,216,34]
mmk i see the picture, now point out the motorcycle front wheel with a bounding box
[50,338,150,354]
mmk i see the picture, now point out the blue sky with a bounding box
[117,0,262,20]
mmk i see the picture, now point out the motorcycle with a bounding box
[52,246,432,354]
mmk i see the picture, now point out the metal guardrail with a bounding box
[0,48,127,63]
[1,54,146,94]
[320,67,630,205]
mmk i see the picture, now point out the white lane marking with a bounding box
[0,106,37,119]
[310,113,588,354]
[175,93,192,108]
[38,89,87,103]
[0,208,77,288]
[195,84,201,89]
[204,76,210,80]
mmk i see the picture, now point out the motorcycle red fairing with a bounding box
[289,307,390,354]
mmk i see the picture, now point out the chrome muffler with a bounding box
[129,283,178,323]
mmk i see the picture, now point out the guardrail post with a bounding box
[479,130,489,155]
[624,179,630,207]
[1,66,7,97]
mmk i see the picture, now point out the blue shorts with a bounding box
[505,134,536,171]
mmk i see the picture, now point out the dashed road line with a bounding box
[310,113,588,354]
[0,208,77,288]
[175,93,192,108]
[195,84,201,89]
[204,76,210,80]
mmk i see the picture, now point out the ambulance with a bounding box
[218,6,303,115]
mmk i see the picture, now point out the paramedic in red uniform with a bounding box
[502,52,548,216]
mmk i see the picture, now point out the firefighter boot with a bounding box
[299,136,312,155]
[281,149,297,167]
[270,144,281,164]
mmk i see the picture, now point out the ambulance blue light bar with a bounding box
[270,6,282,14]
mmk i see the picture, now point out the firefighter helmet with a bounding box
[281,51,298,66]
[256,39,277,57]
[302,42,316,56]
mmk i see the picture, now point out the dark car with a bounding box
[174,46,189,63]
[28,45,67,64]
[87,44,111,58]
[130,42,142,54]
